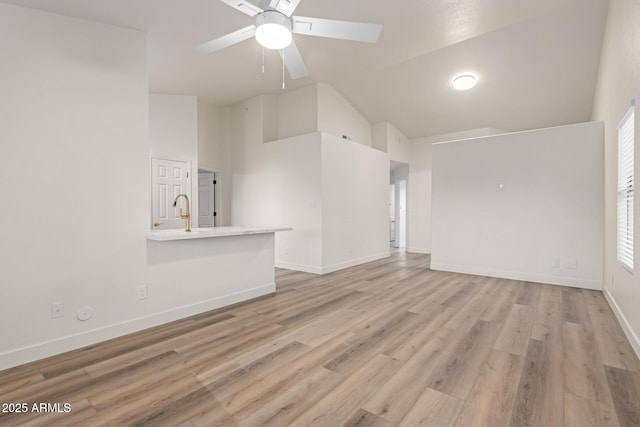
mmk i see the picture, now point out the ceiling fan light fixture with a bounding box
[452,73,477,90]
[255,11,292,50]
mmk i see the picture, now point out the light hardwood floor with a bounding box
[1,252,640,426]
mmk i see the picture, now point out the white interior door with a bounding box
[198,171,216,227]
[151,158,190,230]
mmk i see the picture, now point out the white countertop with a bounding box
[147,226,292,241]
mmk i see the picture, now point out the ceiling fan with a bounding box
[197,0,383,80]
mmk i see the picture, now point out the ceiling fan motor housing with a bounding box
[202,0,382,80]
[255,10,293,49]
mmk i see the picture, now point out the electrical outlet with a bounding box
[51,302,64,319]
[137,285,148,301]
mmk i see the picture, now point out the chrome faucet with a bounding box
[172,194,191,232]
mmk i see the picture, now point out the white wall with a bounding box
[408,141,432,253]
[387,123,411,163]
[321,134,390,272]
[317,83,373,147]
[372,122,410,163]
[145,233,276,327]
[197,100,224,172]
[0,4,148,368]
[0,5,275,370]
[150,95,198,160]
[230,95,323,272]
[431,121,604,289]
[230,93,388,273]
[149,94,199,227]
[408,128,505,254]
[372,122,388,153]
[233,134,324,272]
[277,84,317,140]
[198,100,231,226]
[591,0,640,356]
[230,96,265,171]
[232,130,389,274]
[265,82,373,146]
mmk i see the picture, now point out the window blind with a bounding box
[617,106,634,272]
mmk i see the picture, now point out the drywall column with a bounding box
[321,133,390,272]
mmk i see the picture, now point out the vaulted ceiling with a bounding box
[1,0,609,138]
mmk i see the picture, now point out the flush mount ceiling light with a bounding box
[452,73,477,90]
[255,10,293,50]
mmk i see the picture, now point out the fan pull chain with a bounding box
[281,48,286,89]
[261,47,265,73]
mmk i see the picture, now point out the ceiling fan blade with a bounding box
[269,0,301,16]
[196,25,256,54]
[279,40,308,80]
[219,0,263,16]
[292,16,382,43]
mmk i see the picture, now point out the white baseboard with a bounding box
[276,252,390,275]
[320,252,390,274]
[0,283,275,371]
[603,286,640,360]
[408,247,431,254]
[429,262,602,290]
[275,261,323,274]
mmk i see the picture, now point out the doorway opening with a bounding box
[390,161,408,250]
[389,183,396,247]
[198,169,218,227]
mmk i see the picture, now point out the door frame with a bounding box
[149,157,192,230]
[397,179,407,248]
[197,166,221,227]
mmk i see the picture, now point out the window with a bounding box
[617,106,635,272]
